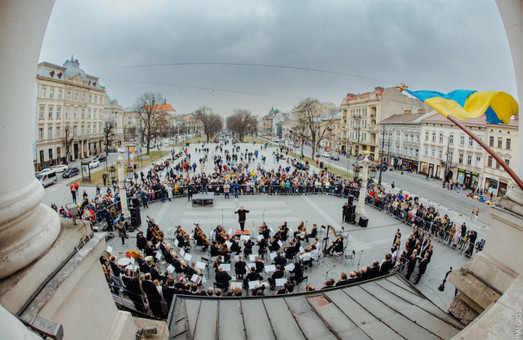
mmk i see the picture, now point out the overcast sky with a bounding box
[39,0,517,117]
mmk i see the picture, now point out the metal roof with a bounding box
[167,274,463,339]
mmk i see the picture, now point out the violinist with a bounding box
[230,235,241,255]
[276,221,289,241]
[294,221,306,240]
[258,222,270,240]
[194,224,210,251]
[243,238,254,256]
[214,225,227,244]
[257,237,268,259]
[269,237,281,252]
[324,235,344,255]
[176,226,190,250]
[210,240,221,257]
[219,242,231,262]
[305,224,318,242]
[283,239,299,260]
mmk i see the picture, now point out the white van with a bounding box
[36,170,57,187]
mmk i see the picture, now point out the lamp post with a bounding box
[117,155,130,217]
[355,153,372,223]
[354,112,362,159]
[109,164,116,186]
[378,125,386,186]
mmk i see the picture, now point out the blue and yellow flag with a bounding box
[405,89,518,124]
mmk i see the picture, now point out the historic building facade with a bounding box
[340,87,428,160]
[34,58,107,170]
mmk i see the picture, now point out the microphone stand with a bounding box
[323,264,337,278]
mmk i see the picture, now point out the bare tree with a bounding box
[135,92,165,154]
[195,106,223,142]
[293,98,336,159]
[226,109,257,142]
[62,125,74,163]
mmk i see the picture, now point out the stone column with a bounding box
[117,156,130,217]
[355,156,372,223]
[0,0,60,279]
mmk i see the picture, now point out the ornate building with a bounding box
[34,58,107,170]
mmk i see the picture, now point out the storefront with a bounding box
[457,168,479,190]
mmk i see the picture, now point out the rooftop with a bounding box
[168,274,463,339]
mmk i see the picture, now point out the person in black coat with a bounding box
[109,256,121,278]
[289,262,304,285]
[405,251,418,280]
[414,253,430,284]
[379,253,393,276]
[235,206,250,231]
[162,278,177,308]
[243,267,263,290]
[234,256,247,280]
[367,261,380,279]
[122,270,146,313]
[215,266,232,290]
[142,273,164,318]
[136,231,147,251]
[273,252,287,266]
[268,265,284,290]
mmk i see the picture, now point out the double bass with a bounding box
[146,216,164,242]
[194,223,210,247]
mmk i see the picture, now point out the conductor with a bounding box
[235,206,250,231]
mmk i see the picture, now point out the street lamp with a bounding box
[126,165,134,180]
[117,155,130,217]
[355,152,372,224]
[354,112,362,159]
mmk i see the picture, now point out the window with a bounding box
[496,161,501,170]
[67,91,71,100]
[431,148,435,157]
[56,147,61,160]
[74,109,78,119]
[438,150,443,159]
[58,89,62,99]
[81,109,85,118]
[488,156,493,167]
[449,153,453,164]
[449,134,454,144]
[460,135,465,145]
[48,149,53,163]
[432,132,436,142]
[56,126,60,138]
[89,95,92,103]
[82,94,86,102]
[505,159,510,166]
[81,125,84,135]
[87,126,91,135]
[489,136,494,147]
[468,136,473,147]
[56,107,61,119]
[506,138,511,150]
[41,87,46,98]
[459,153,464,164]
[497,137,502,148]
[476,156,481,167]
[73,126,77,137]
[74,93,78,101]
[425,131,429,141]
[65,108,70,118]
[39,106,44,119]
[88,108,91,119]
[467,155,472,165]
[415,149,419,157]
[38,128,43,140]
[439,133,443,143]
[49,88,54,99]
[48,106,53,119]
[48,127,52,139]
[39,150,44,165]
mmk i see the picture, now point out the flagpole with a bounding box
[446,115,523,192]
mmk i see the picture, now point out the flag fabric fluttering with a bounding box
[405,89,518,124]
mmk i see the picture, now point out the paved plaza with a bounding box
[43,141,472,311]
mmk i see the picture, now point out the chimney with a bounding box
[418,109,426,114]
[404,109,412,114]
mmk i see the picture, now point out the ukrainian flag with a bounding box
[406,89,518,124]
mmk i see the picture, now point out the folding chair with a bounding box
[295,276,309,292]
[345,250,356,266]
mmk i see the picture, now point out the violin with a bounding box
[195,224,210,247]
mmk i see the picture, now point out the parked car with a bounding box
[375,163,388,171]
[89,160,100,169]
[35,170,57,187]
[330,154,340,161]
[107,147,117,153]
[322,152,330,158]
[94,154,107,162]
[62,167,79,178]
[51,164,68,173]
[117,147,126,153]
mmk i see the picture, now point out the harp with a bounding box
[323,225,343,252]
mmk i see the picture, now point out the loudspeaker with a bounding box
[347,194,354,205]
[130,207,141,227]
[359,216,369,228]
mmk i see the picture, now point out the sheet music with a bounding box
[285,263,295,272]
[265,264,276,272]
[184,253,192,262]
[275,278,287,287]
[179,248,185,257]
[155,252,162,260]
[241,235,250,241]
[248,280,261,289]
[196,261,207,270]
[221,263,231,272]
[167,265,175,273]
[278,240,283,247]
[106,246,112,254]
[246,263,255,271]
[270,252,277,260]
[249,255,257,262]
[257,235,264,241]
[174,239,179,247]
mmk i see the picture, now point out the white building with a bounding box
[34,58,107,170]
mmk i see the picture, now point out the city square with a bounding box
[1,1,522,340]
